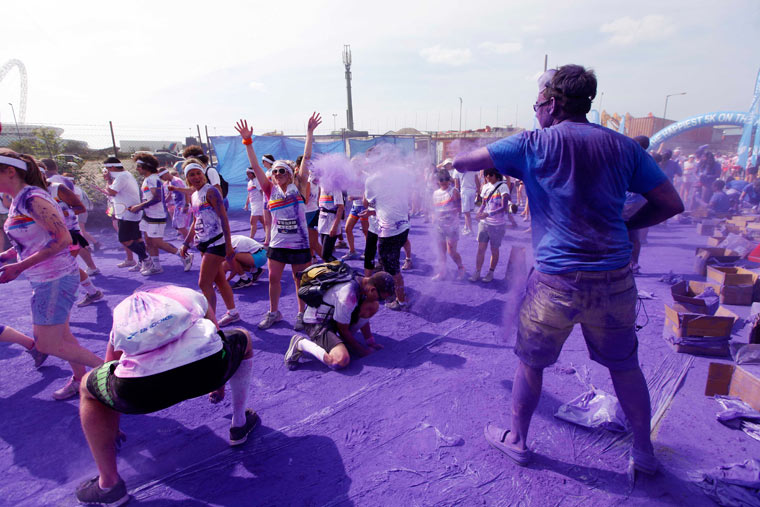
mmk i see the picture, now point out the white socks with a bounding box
[229,358,252,428]
[298,339,329,366]
[81,276,98,296]
[151,256,161,267]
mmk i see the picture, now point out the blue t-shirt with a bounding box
[726,180,750,192]
[709,191,731,213]
[487,121,667,274]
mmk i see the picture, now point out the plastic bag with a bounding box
[554,389,629,433]
[111,291,194,355]
[731,343,760,365]
[715,395,760,442]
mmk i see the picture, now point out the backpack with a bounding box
[207,166,229,198]
[298,260,360,309]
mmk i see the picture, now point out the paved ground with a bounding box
[0,211,754,506]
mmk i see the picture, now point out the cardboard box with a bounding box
[694,247,741,276]
[663,303,733,357]
[734,267,760,301]
[663,303,735,337]
[707,236,727,247]
[671,280,721,310]
[707,266,756,286]
[705,363,760,411]
[696,223,715,236]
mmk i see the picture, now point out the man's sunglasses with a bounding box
[533,99,551,112]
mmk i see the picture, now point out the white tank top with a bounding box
[267,183,309,250]
[191,184,224,244]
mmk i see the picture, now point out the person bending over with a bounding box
[285,271,395,370]
[75,285,258,506]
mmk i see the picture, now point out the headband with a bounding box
[157,169,169,177]
[183,163,205,178]
[271,161,293,175]
[246,168,256,174]
[262,155,275,165]
[0,155,28,171]
[104,163,123,168]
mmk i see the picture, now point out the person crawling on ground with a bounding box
[74,285,259,506]
[284,271,396,370]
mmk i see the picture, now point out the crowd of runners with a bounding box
[0,64,690,506]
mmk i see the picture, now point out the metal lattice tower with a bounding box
[0,59,28,123]
[343,45,354,132]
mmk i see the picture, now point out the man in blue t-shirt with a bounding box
[454,64,683,475]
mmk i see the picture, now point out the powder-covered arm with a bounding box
[0,196,72,283]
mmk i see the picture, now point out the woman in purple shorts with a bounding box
[0,149,103,399]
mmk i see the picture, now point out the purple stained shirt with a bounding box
[487,121,667,273]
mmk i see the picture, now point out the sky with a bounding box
[1,0,759,148]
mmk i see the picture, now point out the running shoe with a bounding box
[336,240,348,249]
[469,272,481,282]
[293,312,305,331]
[462,228,472,236]
[127,261,142,272]
[483,270,494,283]
[284,334,304,370]
[258,310,282,329]
[387,299,408,311]
[401,258,413,270]
[117,259,136,269]
[456,267,467,280]
[182,252,194,272]
[85,267,101,276]
[341,251,361,261]
[26,345,48,369]
[75,476,129,506]
[431,273,445,281]
[229,409,261,446]
[52,376,80,400]
[218,311,241,327]
[141,262,163,276]
[249,267,264,283]
[231,277,253,290]
[77,290,104,307]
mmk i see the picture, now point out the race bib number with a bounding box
[277,218,298,234]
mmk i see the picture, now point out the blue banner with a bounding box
[649,111,749,148]
[211,135,346,209]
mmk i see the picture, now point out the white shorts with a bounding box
[140,220,167,239]
[249,198,264,217]
[461,189,476,213]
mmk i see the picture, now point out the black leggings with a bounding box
[321,234,338,262]
[364,231,379,270]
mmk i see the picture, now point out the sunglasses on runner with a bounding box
[272,168,289,175]
[438,178,450,182]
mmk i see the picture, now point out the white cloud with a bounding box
[600,15,675,45]
[522,24,540,33]
[479,41,523,54]
[419,45,472,66]
[248,81,266,92]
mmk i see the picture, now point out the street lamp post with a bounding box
[663,92,686,121]
[332,113,337,132]
[8,102,21,138]
[458,97,463,132]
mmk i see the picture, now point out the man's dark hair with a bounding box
[712,179,725,191]
[134,152,159,173]
[103,156,122,166]
[651,153,663,163]
[633,136,650,150]
[748,165,758,176]
[41,158,58,173]
[436,169,451,181]
[183,145,209,165]
[483,168,503,180]
[369,271,395,299]
[661,150,673,161]
[544,64,597,115]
